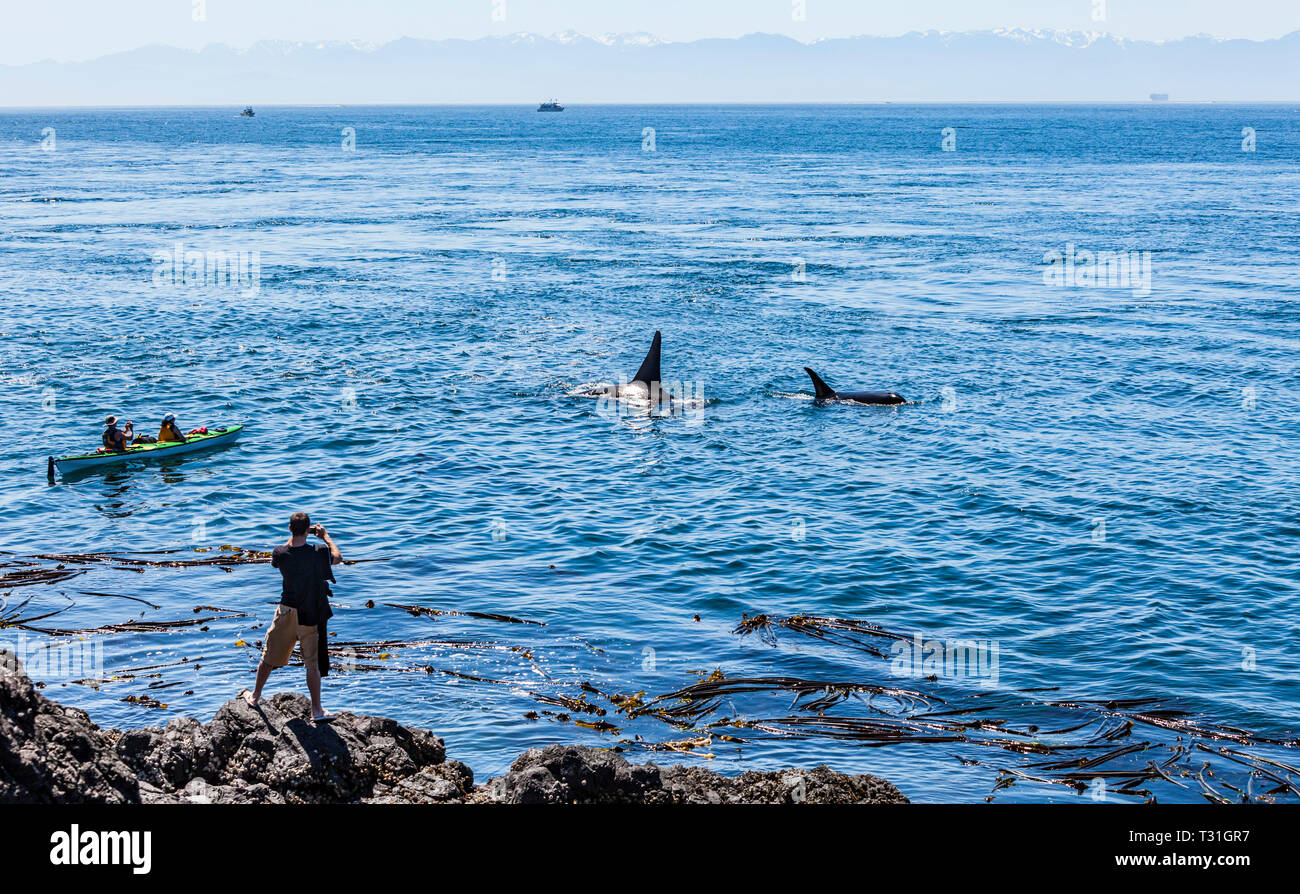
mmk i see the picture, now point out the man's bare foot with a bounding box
[241,690,260,707]
[311,710,336,723]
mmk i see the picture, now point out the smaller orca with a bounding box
[804,367,905,406]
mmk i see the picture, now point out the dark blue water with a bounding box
[1,105,1298,802]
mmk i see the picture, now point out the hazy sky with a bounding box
[4,0,1298,65]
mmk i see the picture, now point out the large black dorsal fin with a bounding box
[630,331,662,385]
[804,367,837,401]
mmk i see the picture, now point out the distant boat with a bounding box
[537,100,565,112]
[240,107,255,117]
[1149,93,1170,103]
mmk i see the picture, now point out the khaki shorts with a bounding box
[260,606,319,669]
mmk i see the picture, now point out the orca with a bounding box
[804,367,905,406]
[592,330,663,401]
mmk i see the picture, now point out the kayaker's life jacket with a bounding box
[158,421,186,443]
[102,426,126,451]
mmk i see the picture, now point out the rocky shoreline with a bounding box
[0,651,907,805]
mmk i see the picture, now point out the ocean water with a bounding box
[1,105,1298,803]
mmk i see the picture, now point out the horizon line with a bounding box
[4,100,1300,111]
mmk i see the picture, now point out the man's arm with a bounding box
[314,525,343,565]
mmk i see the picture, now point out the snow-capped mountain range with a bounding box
[2,30,1297,105]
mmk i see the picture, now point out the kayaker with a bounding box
[102,416,135,452]
[244,512,343,723]
[157,413,187,444]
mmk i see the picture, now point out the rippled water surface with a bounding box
[1,105,1298,802]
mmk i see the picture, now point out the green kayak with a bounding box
[49,424,244,477]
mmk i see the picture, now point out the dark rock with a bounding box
[480,762,570,804]
[1,640,450,804]
[136,776,288,804]
[181,777,286,805]
[0,649,140,804]
[116,716,219,790]
[369,760,475,804]
[478,744,666,804]
[472,746,908,804]
[658,763,909,804]
[122,692,447,804]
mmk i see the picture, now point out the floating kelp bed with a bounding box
[0,566,87,588]
[2,546,379,575]
[71,656,207,688]
[734,613,912,658]
[0,548,375,638]
[0,591,75,630]
[7,549,1297,802]
[0,550,320,713]
[384,602,546,627]
[17,612,248,637]
[682,612,1300,802]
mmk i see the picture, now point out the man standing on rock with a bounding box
[245,512,342,722]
